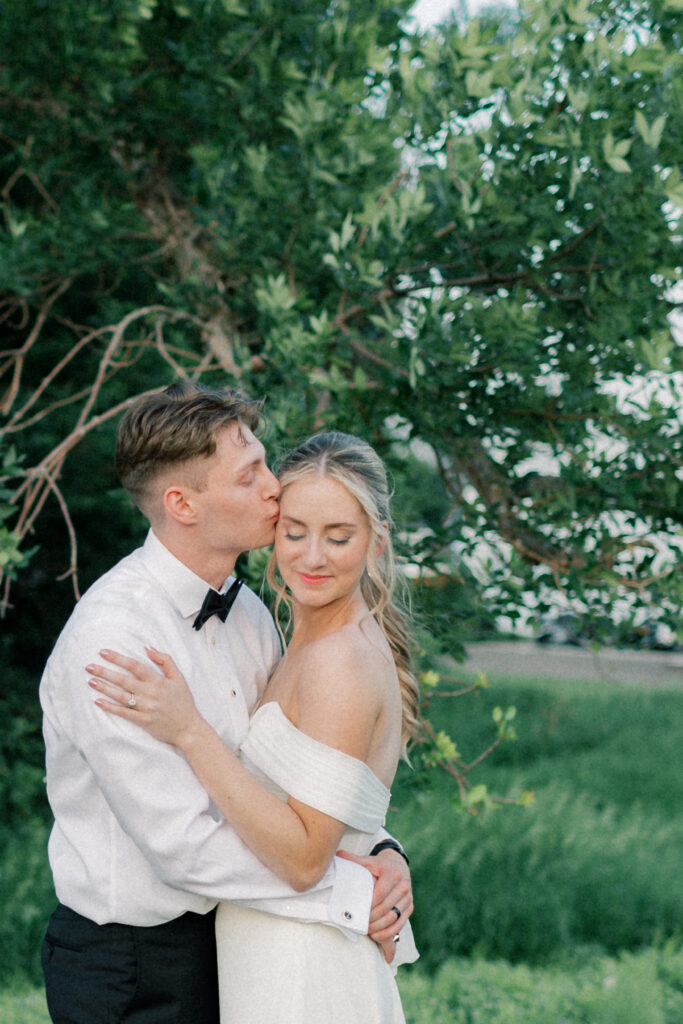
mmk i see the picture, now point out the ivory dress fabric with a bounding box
[215,702,416,1022]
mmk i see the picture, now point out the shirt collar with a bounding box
[140,530,233,622]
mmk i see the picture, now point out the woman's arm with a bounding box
[87,646,378,892]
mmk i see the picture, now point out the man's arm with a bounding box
[45,614,374,932]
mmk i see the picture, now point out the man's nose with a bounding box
[264,468,281,500]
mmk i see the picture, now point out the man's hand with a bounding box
[337,848,413,962]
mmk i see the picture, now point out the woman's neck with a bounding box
[289,590,368,647]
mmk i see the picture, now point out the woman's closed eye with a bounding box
[283,532,350,545]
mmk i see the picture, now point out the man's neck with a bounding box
[151,527,237,590]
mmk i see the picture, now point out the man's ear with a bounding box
[163,484,197,525]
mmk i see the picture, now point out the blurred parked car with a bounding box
[535,614,583,646]
[535,614,678,650]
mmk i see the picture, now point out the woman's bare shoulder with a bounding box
[293,621,394,714]
[305,619,390,673]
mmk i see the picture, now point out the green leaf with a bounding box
[462,784,489,809]
[633,110,666,148]
[420,670,441,689]
[603,133,632,172]
[339,213,356,250]
[634,110,649,142]
[566,0,592,24]
[649,115,667,149]
[428,729,460,763]
[352,365,368,388]
[664,182,683,208]
[607,156,631,174]
[640,333,674,370]
[465,69,495,99]
[566,85,589,112]
[612,138,632,159]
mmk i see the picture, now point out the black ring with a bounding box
[391,905,401,920]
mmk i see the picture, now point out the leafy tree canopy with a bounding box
[1,0,681,651]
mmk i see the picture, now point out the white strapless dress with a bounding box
[215,702,412,1023]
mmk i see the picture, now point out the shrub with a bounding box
[0,822,54,987]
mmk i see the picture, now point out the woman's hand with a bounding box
[86,647,202,748]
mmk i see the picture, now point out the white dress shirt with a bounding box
[40,530,373,933]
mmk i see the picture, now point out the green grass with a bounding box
[0,986,49,1024]
[397,942,683,1024]
[388,668,683,968]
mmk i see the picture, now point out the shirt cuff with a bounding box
[391,920,420,970]
[227,855,374,936]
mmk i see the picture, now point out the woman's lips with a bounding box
[297,573,332,585]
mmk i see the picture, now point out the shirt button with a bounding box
[343,911,353,921]
[211,636,216,645]
[231,690,237,697]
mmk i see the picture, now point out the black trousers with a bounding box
[41,903,220,1024]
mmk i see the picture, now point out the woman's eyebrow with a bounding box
[281,515,356,530]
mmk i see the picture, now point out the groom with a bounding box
[40,381,413,1023]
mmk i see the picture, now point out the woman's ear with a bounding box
[376,522,389,557]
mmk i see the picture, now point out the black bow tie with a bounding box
[193,579,243,631]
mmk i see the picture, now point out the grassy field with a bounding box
[2,659,681,1020]
[388,664,683,969]
[5,942,683,1024]
[0,987,49,1024]
[399,942,683,1024]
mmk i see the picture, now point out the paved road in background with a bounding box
[462,640,683,687]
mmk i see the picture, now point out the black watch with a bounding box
[369,839,409,866]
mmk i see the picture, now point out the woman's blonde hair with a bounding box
[266,431,422,747]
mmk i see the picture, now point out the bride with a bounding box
[88,431,420,1022]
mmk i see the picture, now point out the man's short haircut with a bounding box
[116,381,263,513]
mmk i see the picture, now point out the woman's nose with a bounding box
[302,537,325,568]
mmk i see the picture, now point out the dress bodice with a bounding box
[239,702,390,851]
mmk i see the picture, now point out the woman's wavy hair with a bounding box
[266,431,422,748]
